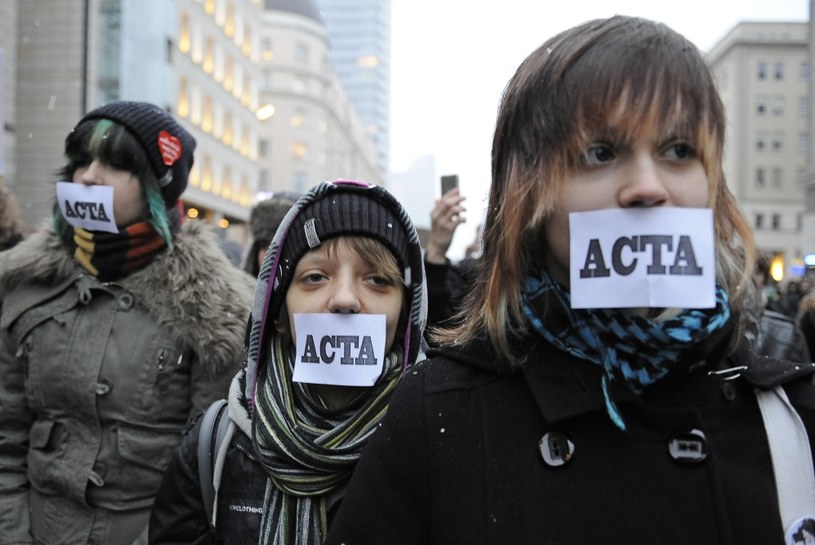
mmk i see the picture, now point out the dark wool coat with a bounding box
[0,221,256,545]
[326,333,815,545]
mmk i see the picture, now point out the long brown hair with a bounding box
[436,16,756,362]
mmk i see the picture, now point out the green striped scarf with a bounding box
[252,334,403,545]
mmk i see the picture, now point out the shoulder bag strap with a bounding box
[756,385,815,543]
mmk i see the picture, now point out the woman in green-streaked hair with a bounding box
[0,101,256,545]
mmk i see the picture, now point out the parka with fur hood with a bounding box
[149,180,427,545]
[0,220,255,544]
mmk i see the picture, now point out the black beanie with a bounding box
[264,181,424,332]
[78,101,196,207]
[249,196,296,242]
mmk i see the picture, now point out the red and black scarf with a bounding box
[72,221,167,281]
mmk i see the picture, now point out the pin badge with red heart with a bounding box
[157,130,182,166]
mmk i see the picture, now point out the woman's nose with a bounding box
[79,160,103,186]
[617,156,669,208]
[329,277,362,314]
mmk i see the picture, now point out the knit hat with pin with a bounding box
[77,101,196,207]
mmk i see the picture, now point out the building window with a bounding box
[802,62,810,82]
[292,142,307,160]
[758,61,767,80]
[258,138,269,158]
[293,171,308,193]
[262,38,274,61]
[755,167,766,188]
[295,42,309,64]
[755,213,764,230]
[775,62,784,80]
[291,75,305,94]
[774,133,786,151]
[801,132,810,153]
[773,96,784,115]
[259,169,269,189]
[771,214,781,230]
[801,97,810,118]
[772,167,783,188]
[756,95,767,115]
[756,132,767,151]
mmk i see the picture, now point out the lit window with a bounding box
[225,3,235,37]
[204,37,214,74]
[224,56,234,91]
[202,95,213,133]
[177,77,189,118]
[201,155,212,192]
[357,55,379,68]
[179,12,191,53]
[223,112,233,146]
[293,142,307,159]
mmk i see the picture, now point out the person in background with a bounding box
[424,187,478,334]
[0,186,24,316]
[0,101,255,545]
[326,16,815,544]
[149,180,427,545]
[0,186,24,252]
[752,254,810,361]
[242,193,296,277]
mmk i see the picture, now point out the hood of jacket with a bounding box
[241,180,428,412]
[0,220,256,375]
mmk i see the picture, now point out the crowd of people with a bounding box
[1,14,814,545]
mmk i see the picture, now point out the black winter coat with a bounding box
[326,333,815,545]
[148,414,268,544]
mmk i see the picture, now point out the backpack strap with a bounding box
[197,399,229,528]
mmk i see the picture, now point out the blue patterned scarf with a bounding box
[520,268,732,430]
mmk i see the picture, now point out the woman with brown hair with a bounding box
[327,16,815,544]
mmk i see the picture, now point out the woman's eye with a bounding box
[302,273,327,284]
[664,142,696,160]
[366,275,394,287]
[582,145,615,166]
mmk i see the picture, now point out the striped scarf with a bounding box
[72,221,166,281]
[520,268,732,430]
[252,334,404,545]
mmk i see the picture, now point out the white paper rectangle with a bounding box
[292,313,386,387]
[56,182,118,233]
[569,208,715,309]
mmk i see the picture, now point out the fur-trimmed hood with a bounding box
[0,220,256,375]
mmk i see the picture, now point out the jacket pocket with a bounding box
[117,425,181,472]
[29,418,56,449]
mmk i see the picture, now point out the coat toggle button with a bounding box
[539,432,574,467]
[667,429,708,464]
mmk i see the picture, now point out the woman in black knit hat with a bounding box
[0,101,255,544]
[149,179,427,545]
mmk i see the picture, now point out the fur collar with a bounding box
[0,221,256,375]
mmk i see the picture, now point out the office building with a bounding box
[314,0,390,174]
[708,22,810,281]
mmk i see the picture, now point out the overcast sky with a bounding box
[389,0,810,258]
